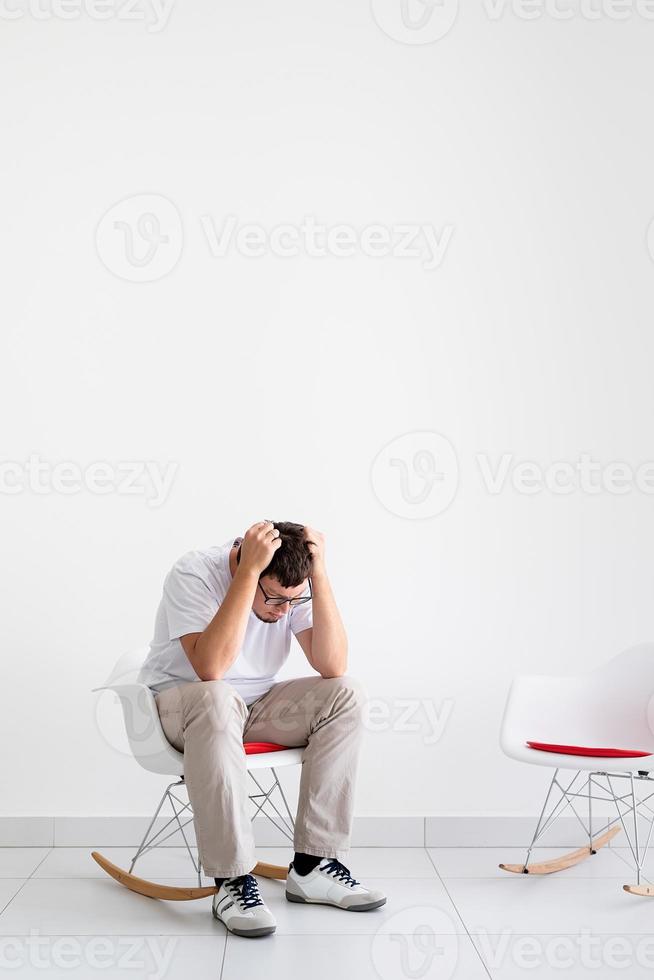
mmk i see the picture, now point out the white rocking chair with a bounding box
[91,647,305,900]
[500,642,654,896]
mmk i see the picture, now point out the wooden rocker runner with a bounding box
[91,648,306,902]
[91,850,288,901]
[499,644,654,897]
[499,825,620,876]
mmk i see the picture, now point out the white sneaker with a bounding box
[211,874,276,938]
[286,858,387,911]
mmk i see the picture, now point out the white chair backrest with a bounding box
[588,643,654,746]
[502,643,654,752]
[93,647,184,777]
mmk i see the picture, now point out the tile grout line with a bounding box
[218,929,229,978]
[0,845,54,918]
[425,847,493,980]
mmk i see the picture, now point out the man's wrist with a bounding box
[310,560,327,581]
[234,563,260,584]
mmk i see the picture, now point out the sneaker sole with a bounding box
[212,905,276,937]
[285,891,387,912]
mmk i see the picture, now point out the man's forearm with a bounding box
[191,565,259,680]
[308,565,348,677]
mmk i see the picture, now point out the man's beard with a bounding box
[253,610,283,624]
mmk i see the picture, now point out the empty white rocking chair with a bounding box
[500,643,654,896]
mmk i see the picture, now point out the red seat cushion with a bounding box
[243,741,289,755]
[527,740,651,759]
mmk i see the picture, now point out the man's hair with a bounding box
[236,521,312,587]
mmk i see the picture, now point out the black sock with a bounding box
[214,877,226,889]
[292,852,323,876]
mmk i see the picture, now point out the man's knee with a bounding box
[332,674,366,699]
[317,674,367,716]
[189,679,248,731]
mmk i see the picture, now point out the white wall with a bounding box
[2,1,654,821]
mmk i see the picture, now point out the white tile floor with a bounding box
[0,845,652,978]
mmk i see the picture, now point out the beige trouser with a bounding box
[154,674,365,878]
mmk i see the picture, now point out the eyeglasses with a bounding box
[258,579,312,607]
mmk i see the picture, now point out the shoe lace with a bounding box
[322,858,360,888]
[227,874,264,910]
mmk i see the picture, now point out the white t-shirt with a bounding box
[138,538,313,704]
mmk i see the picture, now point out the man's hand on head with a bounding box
[303,525,326,573]
[239,520,282,576]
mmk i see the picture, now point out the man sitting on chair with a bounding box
[139,520,386,938]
